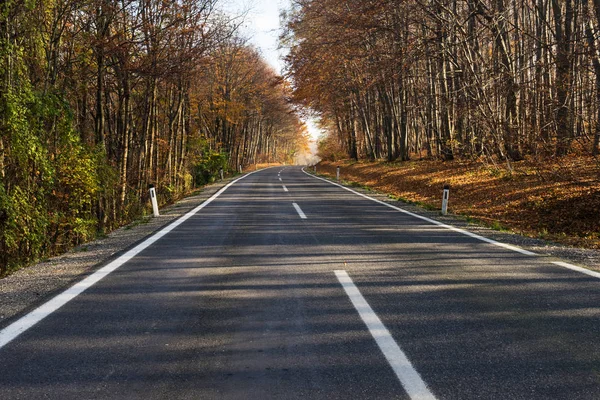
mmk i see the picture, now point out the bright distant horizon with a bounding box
[220,0,324,145]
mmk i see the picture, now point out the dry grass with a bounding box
[254,162,283,170]
[317,156,600,249]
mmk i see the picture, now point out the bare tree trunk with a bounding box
[552,0,574,156]
[589,0,600,154]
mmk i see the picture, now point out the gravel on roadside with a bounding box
[2,168,599,330]
[0,177,237,326]
[308,170,600,273]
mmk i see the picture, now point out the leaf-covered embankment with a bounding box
[316,158,600,249]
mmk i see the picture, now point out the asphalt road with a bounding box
[0,166,599,399]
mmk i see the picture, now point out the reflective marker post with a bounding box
[336,166,340,181]
[442,184,450,215]
[219,168,224,181]
[149,184,160,217]
[239,165,243,174]
[314,165,317,173]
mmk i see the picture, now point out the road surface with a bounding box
[0,166,599,399]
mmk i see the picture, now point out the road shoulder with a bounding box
[0,178,236,326]
[304,168,600,273]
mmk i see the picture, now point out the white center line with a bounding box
[335,270,437,400]
[292,202,307,219]
[279,177,282,182]
[282,185,289,192]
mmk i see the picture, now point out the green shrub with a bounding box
[193,148,229,186]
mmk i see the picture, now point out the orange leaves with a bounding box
[317,157,600,249]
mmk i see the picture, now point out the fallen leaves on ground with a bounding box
[317,157,600,249]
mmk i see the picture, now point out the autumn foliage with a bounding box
[317,158,600,249]
[284,0,600,247]
[284,0,600,161]
[0,0,306,275]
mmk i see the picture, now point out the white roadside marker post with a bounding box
[239,164,243,174]
[441,184,450,215]
[219,168,224,181]
[336,166,340,181]
[149,184,160,217]
[314,165,317,173]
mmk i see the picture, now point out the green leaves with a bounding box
[0,62,102,274]
[192,142,229,186]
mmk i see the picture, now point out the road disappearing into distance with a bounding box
[1,167,599,399]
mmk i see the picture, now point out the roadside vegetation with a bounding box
[316,158,600,250]
[0,0,308,276]
[284,0,600,249]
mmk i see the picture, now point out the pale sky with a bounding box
[220,0,288,74]
[220,0,324,146]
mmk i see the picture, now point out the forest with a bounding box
[284,0,600,163]
[0,0,307,276]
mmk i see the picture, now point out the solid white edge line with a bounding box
[292,202,307,219]
[302,168,536,256]
[552,261,600,279]
[335,270,437,400]
[0,170,262,350]
[283,185,289,192]
[303,168,600,279]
